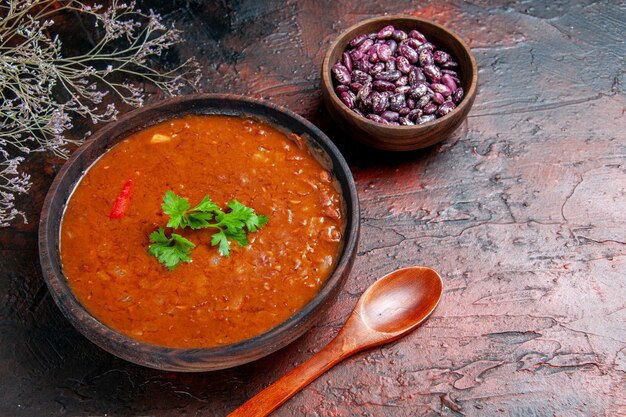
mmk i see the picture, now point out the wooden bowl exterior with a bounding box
[321,15,478,151]
[38,94,360,372]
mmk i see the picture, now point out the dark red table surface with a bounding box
[1,1,624,416]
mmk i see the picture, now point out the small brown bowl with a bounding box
[321,15,478,151]
[38,94,360,372]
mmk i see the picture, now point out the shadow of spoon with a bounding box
[228,266,443,417]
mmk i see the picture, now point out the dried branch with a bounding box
[0,0,201,226]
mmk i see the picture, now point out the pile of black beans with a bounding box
[332,25,463,126]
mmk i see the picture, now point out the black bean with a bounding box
[372,80,396,92]
[332,63,351,85]
[437,100,456,116]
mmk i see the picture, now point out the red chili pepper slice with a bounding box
[109,178,133,219]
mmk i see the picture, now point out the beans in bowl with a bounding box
[60,115,344,348]
[332,24,464,126]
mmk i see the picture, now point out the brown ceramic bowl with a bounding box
[321,15,478,151]
[38,94,359,372]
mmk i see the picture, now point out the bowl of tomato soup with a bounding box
[39,94,359,371]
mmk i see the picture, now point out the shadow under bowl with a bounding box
[321,15,478,151]
[38,94,360,372]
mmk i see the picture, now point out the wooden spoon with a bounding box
[227,266,443,417]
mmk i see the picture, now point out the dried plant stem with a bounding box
[0,0,200,226]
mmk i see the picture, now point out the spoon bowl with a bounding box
[228,266,443,417]
[359,266,442,335]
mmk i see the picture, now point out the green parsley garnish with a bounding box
[209,199,269,256]
[148,227,195,270]
[148,191,268,269]
[162,191,220,230]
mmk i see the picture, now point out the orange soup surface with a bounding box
[61,115,343,348]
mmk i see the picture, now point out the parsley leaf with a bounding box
[210,199,269,255]
[148,227,195,270]
[210,230,231,258]
[229,199,269,233]
[194,195,221,213]
[162,191,220,230]
[149,191,269,268]
[162,191,190,229]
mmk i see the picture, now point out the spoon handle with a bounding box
[227,331,355,417]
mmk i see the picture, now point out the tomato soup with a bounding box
[60,115,344,348]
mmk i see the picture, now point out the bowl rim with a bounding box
[38,93,360,371]
[321,14,478,131]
